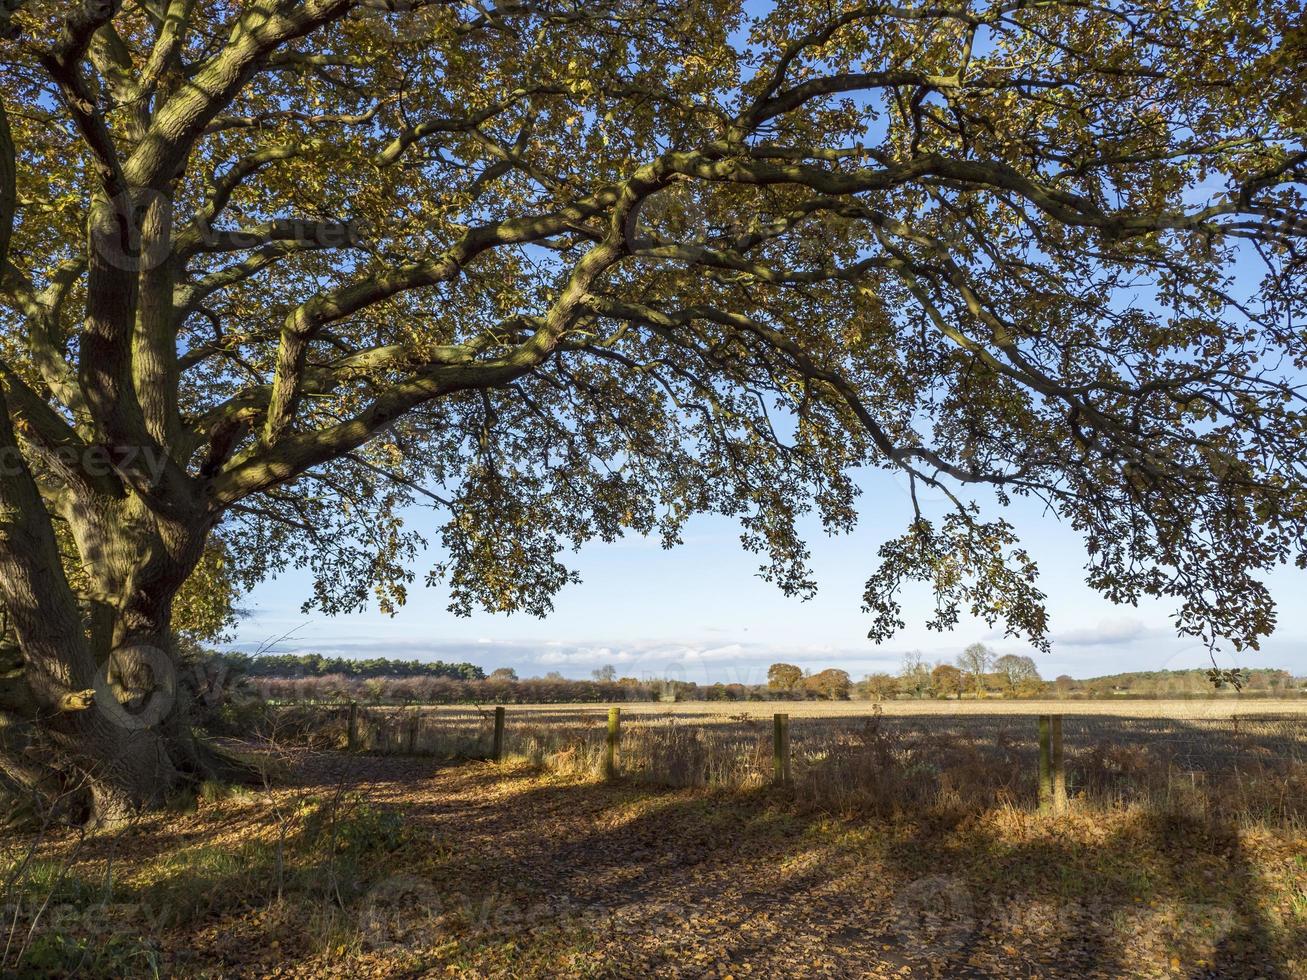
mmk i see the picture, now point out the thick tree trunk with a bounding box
[0,651,190,825]
[52,527,245,824]
[3,619,260,826]
[0,612,183,824]
[0,399,241,822]
[0,97,258,825]
[58,708,182,825]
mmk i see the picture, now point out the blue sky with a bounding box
[228,6,1306,683]
[228,461,1307,682]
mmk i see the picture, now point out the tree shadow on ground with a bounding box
[5,714,1300,979]
[282,712,1306,979]
[405,776,1297,977]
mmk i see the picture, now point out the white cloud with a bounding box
[1053,617,1151,647]
[228,621,1307,681]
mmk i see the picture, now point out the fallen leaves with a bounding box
[3,750,1304,978]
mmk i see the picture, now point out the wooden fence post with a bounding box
[493,706,506,762]
[1038,714,1053,812]
[773,713,791,786]
[347,701,359,752]
[407,712,419,754]
[605,706,621,779]
[1051,714,1067,813]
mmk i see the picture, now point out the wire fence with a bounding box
[264,703,1307,821]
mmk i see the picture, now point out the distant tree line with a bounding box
[853,644,1302,701]
[765,664,853,700]
[246,662,854,704]
[223,649,1303,705]
[219,652,485,681]
[255,673,792,705]
[1050,667,1298,699]
[257,674,632,704]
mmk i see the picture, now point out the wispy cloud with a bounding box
[1052,617,1152,647]
[226,633,910,683]
[228,611,1307,682]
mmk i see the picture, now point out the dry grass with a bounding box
[2,750,1304,978]
[2,700,1301,976]
[293,702,1307,829]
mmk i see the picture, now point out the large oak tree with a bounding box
[0,0,1303,821]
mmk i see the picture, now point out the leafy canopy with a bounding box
[0,0,1303,655]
